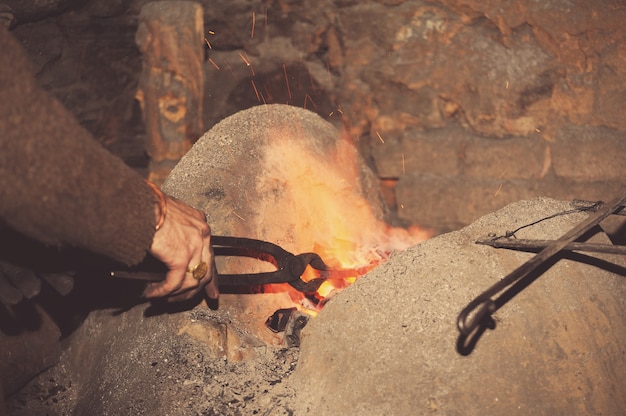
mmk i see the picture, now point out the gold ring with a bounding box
[187,261,208,280]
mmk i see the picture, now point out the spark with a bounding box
[224,62,237,80]
[283,64,292,100]
[326,62,332,83]
[251,79,261,102]
[328,111,334,117]
[263,83,273,102]
[251,11,256,38]
[308,68,318,93]
[402,153,405,175]
[498,169,507,179]
[204,30,215,49]
[376,131,385,144]
[505,80,509,89]
[232,211,246,222]
[535,128,541,133]
[238,52,251,66]
[238,52,255,76]
[208,57,220,70]
[304,93,318,110]
[494,183,503,197]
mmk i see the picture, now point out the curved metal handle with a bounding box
[457,298,497,335]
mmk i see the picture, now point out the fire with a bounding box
[257,124,433,314]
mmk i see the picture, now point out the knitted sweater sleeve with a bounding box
[0,28,156,266]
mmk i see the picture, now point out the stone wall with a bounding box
[6,0,626,232]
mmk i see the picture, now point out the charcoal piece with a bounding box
[285,312,309,348]
[1,262,41,300]
[40,272,74,296]
[265,307,298,333]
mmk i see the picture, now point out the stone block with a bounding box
[394,173,625,231]
[371,128,460,178]
[394,174,535,231]
[463,135,549,180]
[552,125,626,181]
[293,198,626,415]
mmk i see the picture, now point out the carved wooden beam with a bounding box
[135,1,204,184]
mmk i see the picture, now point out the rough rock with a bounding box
[7,194,626,415]
[6,103,403,415]
[162,104,413,345]
[0,0,84,24]
[290,197,626,415]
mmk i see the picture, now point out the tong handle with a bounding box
[111,235,330,293]
[457,192,626,336]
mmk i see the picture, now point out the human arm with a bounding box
[0,27,217,301]
[144,185,219,301]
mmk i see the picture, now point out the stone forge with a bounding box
[292,197,626,415]
[7,105,626,416]
[162,104,431,345]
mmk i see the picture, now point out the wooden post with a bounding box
[135,1,204,185]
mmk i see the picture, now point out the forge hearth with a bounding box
[6,104,429,414]
[162,104,430,344]
[9,196,626,415]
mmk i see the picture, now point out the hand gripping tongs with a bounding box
[111,236,342,294]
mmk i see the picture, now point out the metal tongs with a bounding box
[211,236,332,293]
[111,236,340,294]
[457,192,626,339]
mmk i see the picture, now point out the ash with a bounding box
[7,312,300,416]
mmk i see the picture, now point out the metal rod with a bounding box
[457,191,626,336]
[571,199,626,216]
[476,238,626,255]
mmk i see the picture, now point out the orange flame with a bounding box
[258,126,433,314]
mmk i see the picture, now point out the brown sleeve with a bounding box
[0,27,156,266]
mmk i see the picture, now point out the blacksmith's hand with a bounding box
[144,194,219,302]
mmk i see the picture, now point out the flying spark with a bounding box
[208,57,220,70]
[224,62,237,80]
[251,12,256,38]
[494,183,503,197]
[283,64,292,100]
[304,93,318,110]
[232,211,246,222]
[251,79,261,102]
[238,52,251,66]
[376,131,385,144]
[238,52,255,76]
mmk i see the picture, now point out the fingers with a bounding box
[142,266,186,298]
[146,196,218,302]
[143,254,206,301]
[203,245,220,300]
